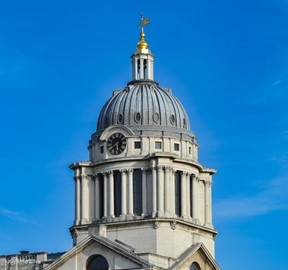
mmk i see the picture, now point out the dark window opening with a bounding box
[175,171,182,216]
[174,143,180,151]
[87,255,108,270]
[99,174,104,218]
[134,141,141,149]
[190,262,201,270]
[133,169,143,215]
[100,146,104,154]
[114,171,122,217]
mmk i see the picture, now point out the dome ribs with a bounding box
[96,82,192,134]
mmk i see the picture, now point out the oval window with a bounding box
[170,114,176,125]
[134,112,141,122]
[117,113,123,124]
[153,112,160,123]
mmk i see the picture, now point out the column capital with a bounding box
[156,165,164,171]
[127,168,134,174]
[73,176,81,181]
[81,173,89,180]
[102,170,113,176]
[163,165,172,171]
[204,179,212,186]
[120,169,127,174]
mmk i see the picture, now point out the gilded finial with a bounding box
[136,13,150,53]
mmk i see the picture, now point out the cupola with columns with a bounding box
[69,15,218,267]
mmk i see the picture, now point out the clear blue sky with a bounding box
[1,1,287,269]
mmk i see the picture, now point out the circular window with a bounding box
[170,114,176,125]
[117,113,123,124]
[134,112,141,123]
[153,112,160,123]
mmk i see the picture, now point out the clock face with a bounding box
[107,133,127,155]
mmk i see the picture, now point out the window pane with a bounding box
[87,255,108,270]
[174,143,180,151]
[134,141,141,149]
[155,142,162,149]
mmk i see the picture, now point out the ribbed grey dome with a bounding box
[96,81,191,134]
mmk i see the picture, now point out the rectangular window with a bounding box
[133,169,143,216]
[189,147,191,154]
[134,141,141,149]
[100,146,104,154]
[155,141,162,149]
[174,143,180,151]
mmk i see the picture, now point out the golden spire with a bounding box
[135,13,150,54]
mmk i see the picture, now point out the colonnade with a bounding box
[132,54,154,81]
[73,166,213,227]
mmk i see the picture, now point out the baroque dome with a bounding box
[96,80,191,135]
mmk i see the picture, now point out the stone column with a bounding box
[187,173,191,218]
[81,173,89,223]
[204,179,213,228]
[192,175,199,222]
[120,169,127,217]
[140,58,144,79]
[181,172,187,218]
[142,168,147,216]
[103,173,108,218]
[152,167,157,217]
[157,166,164,216]
[108,171,114,218]
[94,174,100,220]
[74,168,81,225]
[128,169,134,216]
[164,166,170,215]
[170,169,175,215]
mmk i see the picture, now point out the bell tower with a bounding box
[68,15,219,270]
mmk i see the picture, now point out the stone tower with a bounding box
[45,16,220,270]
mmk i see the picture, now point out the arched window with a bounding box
[87,255,108,270]
[190,262,201,270]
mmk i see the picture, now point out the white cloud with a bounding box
[0,208,34,224]
[214,177,288,219]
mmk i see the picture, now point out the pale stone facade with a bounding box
[0,20,220,270]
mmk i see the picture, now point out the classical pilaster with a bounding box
[94,174,100,220]
[121,169,127,216]
[141,168,147,216]
[192,175,199,223]
[152,166,157,217]
[103,172,108,218]
[181,171,188,218]
[157,165,164,216]
[204,179,213,228]
[128,169,134,216]
[140,58,144,79]
[170,169,176,215]
[108,171,114,218]
[74,168,81,225]
[164,166,170,215]
[81,173,89,224]
[186,172,191,218]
